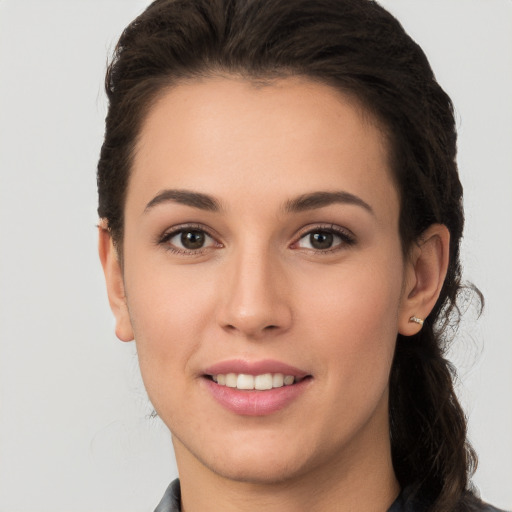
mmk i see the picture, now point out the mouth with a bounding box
[201,360,312,415]
[205,373,311,390]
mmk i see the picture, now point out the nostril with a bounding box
[223,323,279,332]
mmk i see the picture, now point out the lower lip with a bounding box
[203,377,312,416]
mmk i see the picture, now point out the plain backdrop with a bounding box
[0,1,511,511]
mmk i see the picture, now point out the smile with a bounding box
[211,373,297,390]
[202,360,312,415]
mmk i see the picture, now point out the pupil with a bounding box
[181,230,205,249]
[310,231,333,250]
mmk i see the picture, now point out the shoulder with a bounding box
[156,480,509,512]
[389,487,509,512]
[461,491,509,512]
[477,504,509,512]
[154,478,181,512]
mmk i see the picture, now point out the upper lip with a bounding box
[203,359,310,378]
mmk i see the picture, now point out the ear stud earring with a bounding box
[409,316,424,326]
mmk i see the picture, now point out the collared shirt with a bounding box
[153,479,506,512]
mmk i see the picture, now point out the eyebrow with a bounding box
[144,188,374,216]
[284,191,374,215]
[144,189,221,212]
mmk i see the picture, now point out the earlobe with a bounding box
[98,222,134,342]
[398,224,450,336]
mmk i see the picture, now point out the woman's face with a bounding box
[116,77,411,483]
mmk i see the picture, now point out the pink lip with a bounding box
[203,359,309,378]
[203,378,311,416]
[201,359,312,416]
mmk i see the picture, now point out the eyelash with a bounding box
[292,224,356,254]
[157,223,356,255]
[157,224,221,255]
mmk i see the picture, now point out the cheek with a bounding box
[298,248,403,376]
[123,258,217,377]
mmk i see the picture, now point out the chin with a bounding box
[207,455,311,485]
[175,429,319,485]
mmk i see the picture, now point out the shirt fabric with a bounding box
[154,478,507,512]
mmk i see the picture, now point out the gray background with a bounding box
[0,0,511,510]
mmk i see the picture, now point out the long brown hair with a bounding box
[97,1,483,509]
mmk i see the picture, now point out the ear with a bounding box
[398,224,450,336]
[98,221,134,342]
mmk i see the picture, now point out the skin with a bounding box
[100,77,450,511]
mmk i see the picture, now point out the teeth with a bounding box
[254,373,273,390]
[283,375,295,386]
[272,373,284,388]
[211,372,296,390]
[225,373,237,388]
[237,374,254,390]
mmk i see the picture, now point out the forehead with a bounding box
[129,76,398,220]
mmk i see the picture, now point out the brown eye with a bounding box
[297,230,336,250]
[162,228,218,253]
[295,227,355,252]
[309,231,334,250]
[180,230,206,249]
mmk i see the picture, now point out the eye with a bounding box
[295,226,355,252]
[159,226,220,254]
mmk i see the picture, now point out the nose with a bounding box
[216,245,293,340]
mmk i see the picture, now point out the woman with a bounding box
[97,0,505,510]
